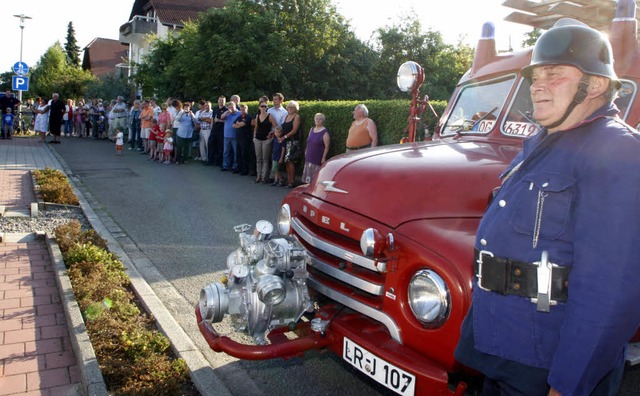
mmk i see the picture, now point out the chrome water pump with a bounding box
[198,221,314,344]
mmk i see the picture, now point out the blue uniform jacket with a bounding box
[459,103,640,395]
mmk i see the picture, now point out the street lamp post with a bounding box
[13,14,32,115]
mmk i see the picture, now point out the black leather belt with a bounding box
[474,249,570,309]
[346,143,371,150]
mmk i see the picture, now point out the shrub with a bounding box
[33,167,80,205]
[54,223,189,395]
[54,220,108,252]
[244,99,448,161]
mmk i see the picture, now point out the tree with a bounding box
[29,42,95,100]
[370,14,473,100]
[85,74,135,103]
[522,28,542,48]
[134,0,375,100]
[65,22,81,67]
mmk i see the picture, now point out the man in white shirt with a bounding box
[267,92,288,127]
[197,101,214,162]
[110,96,129,139]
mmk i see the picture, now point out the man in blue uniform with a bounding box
[455,19,640,396]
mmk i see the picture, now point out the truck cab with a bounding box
[197,1,640,394]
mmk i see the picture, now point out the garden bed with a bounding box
[29,168,198,395]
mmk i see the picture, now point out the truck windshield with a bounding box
[502,79,540,138]
[441,75,516,136]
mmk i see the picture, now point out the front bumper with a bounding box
[196,303,468,395]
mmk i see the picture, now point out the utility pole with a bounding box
[13,14,32,114]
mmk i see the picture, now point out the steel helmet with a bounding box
[521,18,621,89]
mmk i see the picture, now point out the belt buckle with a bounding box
[475,250,494,292]
[531,251,556,312]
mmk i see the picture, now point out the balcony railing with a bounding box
[119,15,157,42]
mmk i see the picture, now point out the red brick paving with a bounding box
[0,240,80,395]
[0,171,34,212]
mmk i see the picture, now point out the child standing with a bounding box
[271,126,286,186]
[155,128,166,162]
[115,127,124,156]
[2,107,15,140]
[148,119,160,161]
[163,130,174,164]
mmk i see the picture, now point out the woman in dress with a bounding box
[278,100,301,188]
[253,100,276,183]
[33,97,50,142]
[302,113,330,184]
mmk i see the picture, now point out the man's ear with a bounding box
[588,76,609,97]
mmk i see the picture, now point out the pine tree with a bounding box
[64,22,81,67]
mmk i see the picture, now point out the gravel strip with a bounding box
[0,207,91,233]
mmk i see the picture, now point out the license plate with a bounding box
[343,337,416,396]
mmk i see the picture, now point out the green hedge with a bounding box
[243,99,448,160]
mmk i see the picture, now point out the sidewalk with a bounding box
[0,137,82,395]
[0,136,231,396]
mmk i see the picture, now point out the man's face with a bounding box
[218,98,226,107]
[530,65,582,127]
[205,103,211,111]
[273,96,282,107]
[352,106,363,119]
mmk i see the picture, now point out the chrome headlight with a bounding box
[397,61,422,93]
[408,270,450,328]
[277,204,292,235]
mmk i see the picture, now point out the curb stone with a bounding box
[46,234,109,396]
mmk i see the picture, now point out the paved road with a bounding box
[51,138,390,396]
[51,138,640,396]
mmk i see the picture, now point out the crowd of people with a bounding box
[1,89,378,186]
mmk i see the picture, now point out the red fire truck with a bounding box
[197,1,640,394]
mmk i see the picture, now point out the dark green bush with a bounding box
[244,99,448,160]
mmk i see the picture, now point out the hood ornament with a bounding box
[321,180,348,194]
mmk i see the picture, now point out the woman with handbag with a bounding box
[278,100,302,188]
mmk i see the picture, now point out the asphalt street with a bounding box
[51,137,640,396]
[51,137,391,396]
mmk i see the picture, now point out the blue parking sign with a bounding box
[12,75,29,91]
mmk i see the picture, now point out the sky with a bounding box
[1,0,532,75]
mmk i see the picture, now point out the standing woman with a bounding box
[74,100,84,137]
[175,102,196,164]
[253,100,276,183]
[278,100,301,188]
[33,97,49,142]
[302,113,330,184]
[63,99,74,137]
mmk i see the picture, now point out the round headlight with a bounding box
[408,270,450,328]
[277,204,292,235]
[397,61,422,93]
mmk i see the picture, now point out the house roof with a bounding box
[82,38,129,78]
[129,0,225,27]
